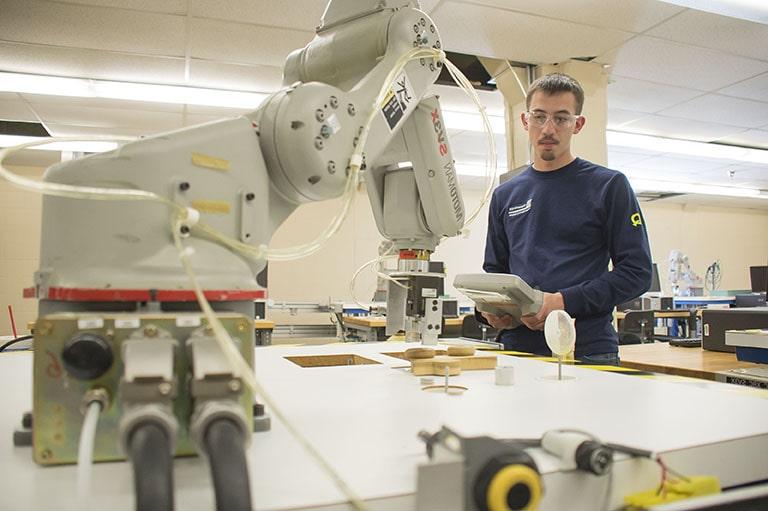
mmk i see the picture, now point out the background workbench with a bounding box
[619,342,761,380]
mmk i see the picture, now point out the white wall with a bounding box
[642,201,768,293]
[1,164,767,335]
[0,165,42,336]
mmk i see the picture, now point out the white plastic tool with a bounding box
[544,310,576,380]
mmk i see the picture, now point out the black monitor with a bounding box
[648,263,661,293]
[751,265,768,293]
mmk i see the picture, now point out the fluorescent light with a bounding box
[607,131,768,165]
[443,110,506,134]
[0,72,268,109]
[454,162,506,177]
[0,135,118,153]
[657,0,768,24]
[629,177,768,199]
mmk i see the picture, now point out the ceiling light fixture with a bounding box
[0,135,119,153]
[0,72,268,109]
[657,0,768,25]
[607,131,768,165]
[629,177,767,199]
[454,162,507,177]
[442,110,506,134]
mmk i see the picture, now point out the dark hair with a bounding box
[526,73,585,114]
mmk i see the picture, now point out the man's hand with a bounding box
[520,292,565,331]
[481,312,517,330]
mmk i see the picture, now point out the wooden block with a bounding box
[411,354,497,376]
[412,357,461,376]
[405,347,437,360]
[447,346,475,357]
[450,354,497,371]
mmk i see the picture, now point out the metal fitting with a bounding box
[80,387,110,415]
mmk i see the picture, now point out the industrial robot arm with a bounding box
[31,0,463,349]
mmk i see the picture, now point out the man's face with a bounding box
[522,91,585,164]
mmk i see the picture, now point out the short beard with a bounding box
[541,150,556,161]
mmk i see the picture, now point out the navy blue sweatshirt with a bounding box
[481,158,652,357]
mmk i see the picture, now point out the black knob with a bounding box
[62,333,113,380]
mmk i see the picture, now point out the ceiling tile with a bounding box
[607,108,648,128]
[596,36,768,91]
[0,0,186,57]
[458,0,684,33]
[189,18,314,67]
[618,114,745,142]
[431,2,633,64]
[718,72,768,103]
[189,0,326,31]
[0,97,39,122]
[662,94,768,129]
[0,42,186,84]
[608,76,703,113]
[188,60,284,94]
[645,9,768,62]
[51,0,186,15]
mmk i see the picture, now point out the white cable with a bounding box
[506,60,529,97]
[77,400,103,510]
[442,58,499,227]
[348,254,403,309]
[170,214,368,510]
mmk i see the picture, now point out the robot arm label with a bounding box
[381,71,414,130]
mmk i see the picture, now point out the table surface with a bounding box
[619,342,762,380]
[3,341,768,510]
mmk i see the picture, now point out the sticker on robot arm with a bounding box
[380,71,413,131]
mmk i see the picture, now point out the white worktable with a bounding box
[2,342,768,510]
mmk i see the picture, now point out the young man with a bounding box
[479,73,652,365]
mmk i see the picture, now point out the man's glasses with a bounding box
[525,111,580,128]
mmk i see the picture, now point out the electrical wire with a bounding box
[442,57,498,227]
[348,253,403,309]
[170,214,368,510]
[0,334,33,352]
[77,400,102,509]
[128,422,174,511]
[203,418,252,511]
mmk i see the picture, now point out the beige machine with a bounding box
[24,3,464,501]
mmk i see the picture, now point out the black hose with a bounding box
[203,418,252,511]
[128,422,175,511]
[0,335,34,352]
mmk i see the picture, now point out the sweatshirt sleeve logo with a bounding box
[508,199,532,217]
[630,212,642,227]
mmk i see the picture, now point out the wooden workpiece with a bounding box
[411,353,497,376]
[404,347,442,359]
